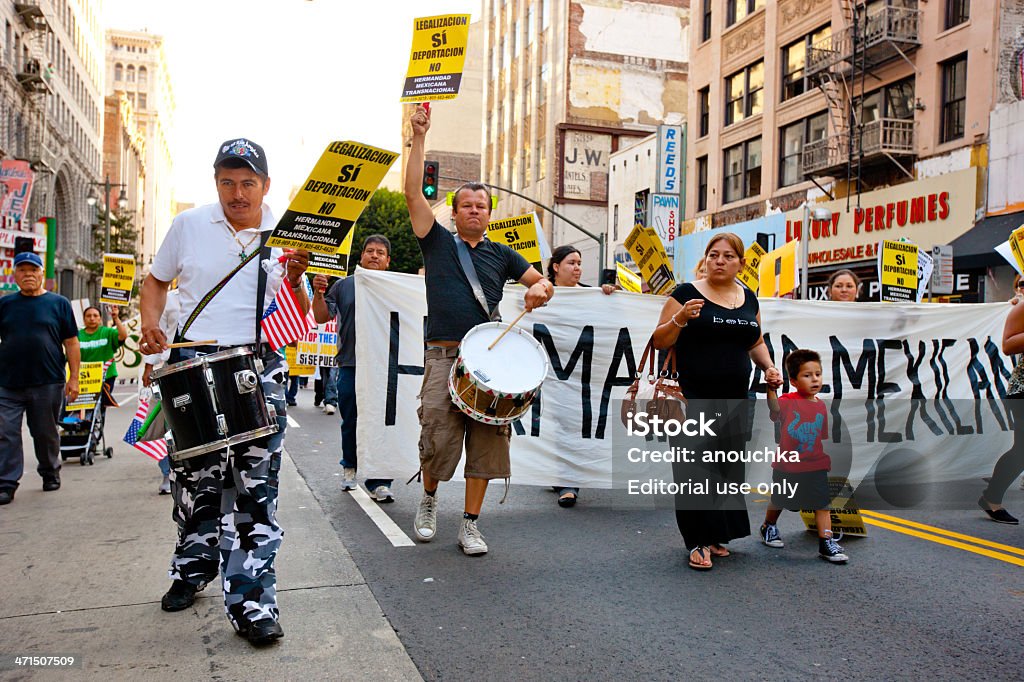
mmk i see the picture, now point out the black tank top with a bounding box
[669,282,760,400]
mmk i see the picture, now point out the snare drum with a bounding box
[448,322,550,425]
[151,347,279,461]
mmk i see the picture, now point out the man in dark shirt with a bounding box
[404,104,553,556]
[311,234,396,501]
[0,252,80,505]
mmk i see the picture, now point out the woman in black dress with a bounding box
[652,233,782,570]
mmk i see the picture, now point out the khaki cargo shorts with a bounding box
[418,346,512,481]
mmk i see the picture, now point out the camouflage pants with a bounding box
[167,348,289,628]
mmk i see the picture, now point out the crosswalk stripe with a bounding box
[348,486,416,547]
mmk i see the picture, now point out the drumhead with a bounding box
[151,346,254,380]
[459,322,549,395]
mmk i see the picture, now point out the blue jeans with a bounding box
[323,366,338,407]
[337,367,390,491]
[285,375,299,404]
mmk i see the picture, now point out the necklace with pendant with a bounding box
[228,228,259,262]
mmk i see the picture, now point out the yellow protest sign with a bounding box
[616,263,641,293]
[644,228,672,277]
[488,213,543,268]
[624,225,674,295]
[738,242,766,291]
[305,227,355,278]
[1009,225,1024,274]
[64,361,104,410]
[878,239,918,303]
[758,240,798,297]
[400,14,471,102]
[268,141,398,254]
[285,344,315,376]
[799,477,868,537]
[100,253,135,305]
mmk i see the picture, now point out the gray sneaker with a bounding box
[414,494,437,542]
[340,468,357,491]
[158,475,171,495]
[457,517,488,556]
[370,485,395,503]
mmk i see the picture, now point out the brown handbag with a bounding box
[621,337,687,427]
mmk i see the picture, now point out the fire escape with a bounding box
[802,0,921,202]
[13,2,55,175]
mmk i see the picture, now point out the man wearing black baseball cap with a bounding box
[0,251,80,505]
[140,137,309,645]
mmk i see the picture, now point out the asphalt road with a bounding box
[284,394,1024,681]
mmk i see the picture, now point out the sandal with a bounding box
[708,544,730,557]
[688,546,713,571]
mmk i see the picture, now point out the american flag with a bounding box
[124,398,168,461]
[261,277,314,350]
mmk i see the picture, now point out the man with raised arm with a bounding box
[404,104,553,556]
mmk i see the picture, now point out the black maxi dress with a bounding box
[668,282,760,550]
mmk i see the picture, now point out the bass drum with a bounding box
[152,347,278,461]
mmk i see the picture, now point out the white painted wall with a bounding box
[987,100,1024,214]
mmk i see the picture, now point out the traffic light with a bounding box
[422,160,439,200]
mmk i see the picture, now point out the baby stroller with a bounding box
[58,384,115,466]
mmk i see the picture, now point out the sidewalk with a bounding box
[0,396,421,681]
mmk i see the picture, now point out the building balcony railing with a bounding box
[806,4,921,79]
[803,118,916,176]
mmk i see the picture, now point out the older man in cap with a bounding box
[140,138,309,645]
[0,251,80,505]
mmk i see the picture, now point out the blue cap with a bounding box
[13,252,43,268]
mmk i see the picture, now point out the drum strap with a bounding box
[179,235,267,341]
[453,233,501,322]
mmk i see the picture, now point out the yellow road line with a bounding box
[860,509,1024,557]
[862,517,1024,567]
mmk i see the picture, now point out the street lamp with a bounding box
[800,204,833,300]
[86,175,129,254]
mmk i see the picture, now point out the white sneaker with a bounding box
[323,404,336,415]
[370,485,395,503]
[158,475,171,495]
[457,517,488,556]
[414,493,437,542]
[340,467,357,491]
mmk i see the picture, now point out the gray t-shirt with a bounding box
[418,221,531,343]
[324,276,356,368]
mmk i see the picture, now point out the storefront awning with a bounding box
[950,210,1024,269]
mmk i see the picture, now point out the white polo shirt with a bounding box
[150,202,285,346]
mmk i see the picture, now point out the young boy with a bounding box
[761,349,848,564]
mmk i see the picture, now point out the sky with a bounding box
[102,0,481,215]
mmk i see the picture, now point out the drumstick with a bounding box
[166,340,218,349]
[487,309,529,351]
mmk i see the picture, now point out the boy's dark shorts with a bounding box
[771,468,831,511]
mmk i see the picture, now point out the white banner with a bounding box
[355,270,1014,489]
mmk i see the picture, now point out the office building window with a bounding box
[634,189,649,227]
[944,0,969,29]
[726,0,764,27]
[723,137,761,203]
[724,60,764,126]
[779,112,827,187]
[114,62,122,81]
[613,204,619,241]
[941,54,967,142]
[702,0,712,43]
[698,86,710,137]
[697,156,708,212]
[781,25,830,101]
[854,77,915,123]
